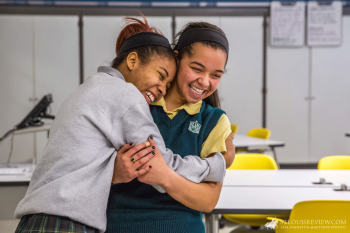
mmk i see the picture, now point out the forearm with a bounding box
[162,169,222,213]
[119,103,226,194]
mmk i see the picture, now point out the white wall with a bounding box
[267,16,350,163]
[0,15,79,164]
[0,15,34,164]
[310,16,350,161]
[0,14,349,164]
[267,35,310,162]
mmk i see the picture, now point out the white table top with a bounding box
[223,169,350,188]
[232,134,284,148]
[13,124,51,135]
[213,186,350,214]
[0,164,34,183]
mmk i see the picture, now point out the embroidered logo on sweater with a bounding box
[188,120,201,134]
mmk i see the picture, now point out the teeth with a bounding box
[146,91,155,103]
[190,85,205,95]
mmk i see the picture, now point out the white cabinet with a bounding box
[0,15,35,164]
[0,15,79,163]
[310,16,350,161]
[267,46,310,163]
[268,16,350,163]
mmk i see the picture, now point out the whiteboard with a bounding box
[270,1,306,47]
[307,1,343,46]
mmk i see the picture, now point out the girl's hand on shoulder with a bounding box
[137,136,174,187]
[111,140,156,184]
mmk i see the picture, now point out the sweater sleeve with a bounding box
[114,103,226,193]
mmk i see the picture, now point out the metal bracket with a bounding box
[312,178,333,185]
[334,184,350,192]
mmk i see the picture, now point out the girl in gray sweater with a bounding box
[14,15,226,233]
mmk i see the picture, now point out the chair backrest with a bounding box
[287,200,350,232]
[318,155,350,169]
[231,124,239,134]
[228,153,278,170]
[247,128,271,139]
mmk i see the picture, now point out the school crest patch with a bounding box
[188,120,201,134]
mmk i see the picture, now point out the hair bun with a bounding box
[115,13,163,55]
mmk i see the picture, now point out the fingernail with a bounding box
[152,152,155,155]
[149,134,153,139]
[129,143,133,146]
[149,165,152,168]
[152,146,155,149]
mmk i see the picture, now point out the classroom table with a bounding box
[4,124,52,165]
[204,169,350,233]
[232,134,285,164]
[223,169,350,187]
[0,164,33,186]
[13,124,51,135]
[204,186,350,233]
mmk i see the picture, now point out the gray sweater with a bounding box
[14,66,226,232]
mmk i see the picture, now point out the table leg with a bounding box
[271,147,280,168]
[204,213,219,233]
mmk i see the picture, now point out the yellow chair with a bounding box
[231,124,239,134]
[247,128,271,139]
[224,154,288,227]
[268,200,350,232]
[236,128,271,153]
[318,155,350,169]
[227,153,278,170]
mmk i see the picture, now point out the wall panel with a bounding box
[0,15,34,163]
[267,36,310,163]
[310,16,350,161]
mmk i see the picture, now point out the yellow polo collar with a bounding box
[151,97,202,118]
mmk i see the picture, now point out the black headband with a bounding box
[174,28,229,53]
[118,32,172,55]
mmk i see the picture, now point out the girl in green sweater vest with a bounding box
[109,22,235,232]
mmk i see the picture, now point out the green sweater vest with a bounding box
[106,102,225,233]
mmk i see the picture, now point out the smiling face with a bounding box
[174,43,227,104]
[127,53,176,105]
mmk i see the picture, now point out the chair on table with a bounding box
[318,155,350,169]
[224,154,288,229]
[236,128,271,154]
[268,200,350,232]
[231,124,239,134]
[247,128,271,139]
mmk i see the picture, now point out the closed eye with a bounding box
[158,71,165,80]
[191,67,201,72]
